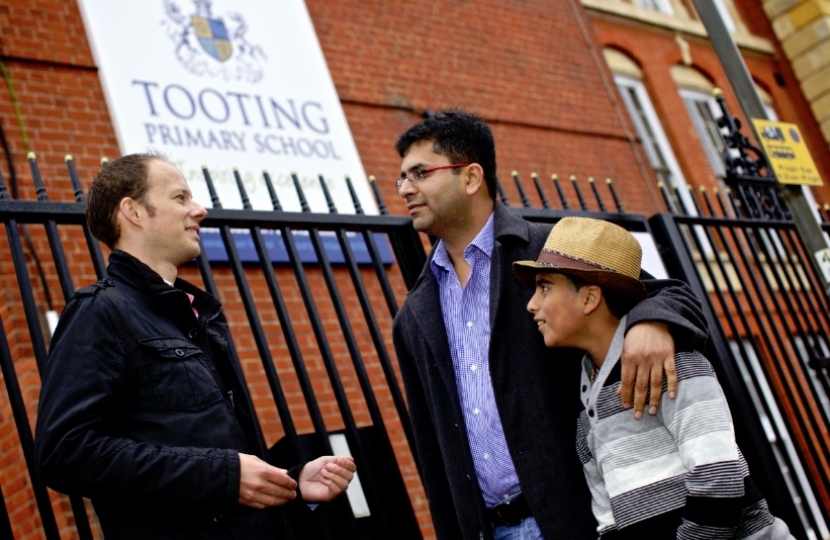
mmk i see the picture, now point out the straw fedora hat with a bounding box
[513,217,647,302]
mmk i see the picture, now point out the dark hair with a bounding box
[394,109,498,199]
[561,273,638,319]
[86,152,168,249]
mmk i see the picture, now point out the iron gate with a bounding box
[1,154,828,539]
[0,155,427,540]
[649,181,830,540]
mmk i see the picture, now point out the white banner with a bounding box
[77,0,376,214]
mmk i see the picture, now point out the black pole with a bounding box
[65,156,106,279]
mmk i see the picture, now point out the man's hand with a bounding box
[238,453,298,509]
[298,456,356,503]
[618,321,677,419]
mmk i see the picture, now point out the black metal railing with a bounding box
[652,181,829,540]
[0,155,427,540]
[0,154,826,539]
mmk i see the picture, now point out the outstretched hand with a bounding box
[238,453,298,509]
[618,321,677,419]
[298,456,356,503]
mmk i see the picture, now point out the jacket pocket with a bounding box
[138,336,224,412]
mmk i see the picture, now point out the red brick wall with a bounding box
[310,0,672,217]
[587,6,830,198]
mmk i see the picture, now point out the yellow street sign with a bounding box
[751,119,823,186]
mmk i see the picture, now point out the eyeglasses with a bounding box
[396,163,470,190]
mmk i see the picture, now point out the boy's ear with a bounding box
[582,285,603,315]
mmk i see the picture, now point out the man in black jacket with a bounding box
[392,110,708,540]
[35,153,356,539]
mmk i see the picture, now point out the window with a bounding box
[680,88,727,177]
[605,49,696,214]
[616,76,696,213]
[671,65,727,178]
[635,0,674,15]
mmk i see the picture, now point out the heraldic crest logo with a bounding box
[163,0,266,82]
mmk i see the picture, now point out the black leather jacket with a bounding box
[35,250,286,539]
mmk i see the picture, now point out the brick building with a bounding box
[0,0,828,539]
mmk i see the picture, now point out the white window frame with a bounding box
[634,0,675,15]
[616,75,696,215]
[680,88,727,177]
[615,75,712,255]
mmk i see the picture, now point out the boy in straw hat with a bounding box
[514,216,793,540]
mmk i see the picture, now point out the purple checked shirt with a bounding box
[431,213,521,508]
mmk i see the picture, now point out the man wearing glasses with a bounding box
[391,110,708,539]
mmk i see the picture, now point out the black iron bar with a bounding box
[496,176,509,206]
[255,171,332,449]
[588,178,606,212]
[606,179,624,213]
[761,225,830,451]
[368,175,389,215]
[187,184,339,537]
[650,212,801,533]
[211,168,303,452]
[570,176,587,210]
[692,195,813,520]
[0,171,61,540]
[28,155,97,540]
[0,199,413,229]
[27,153,74,301]
[344,176,399,317]
[731,218,827,500]
[0,485,12,540]
[777,225,830,421]
[552,175,569,209]
[197,173,349,540]
[320,175,418,465]
[65,156,106,279]
[257,174,343,452]
[290,172,396,537]
[511,171,530,208]
[0,310,63,540]
[530,173,550,209]
[657,183,676,215]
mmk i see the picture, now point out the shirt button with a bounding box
[188,328,198,339]
[474,408,480,415]
[582,385,587,392]
[483,453,491,460]
[466,321,473,328]
[174,349,185,357]
[588,409,595,418]
[470,364,477,372]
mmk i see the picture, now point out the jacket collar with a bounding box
[409,202,530,292]
[106,250,222,319]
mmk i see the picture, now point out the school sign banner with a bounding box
[77,0,376,214]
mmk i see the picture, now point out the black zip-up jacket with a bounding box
[35,250,296,539]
